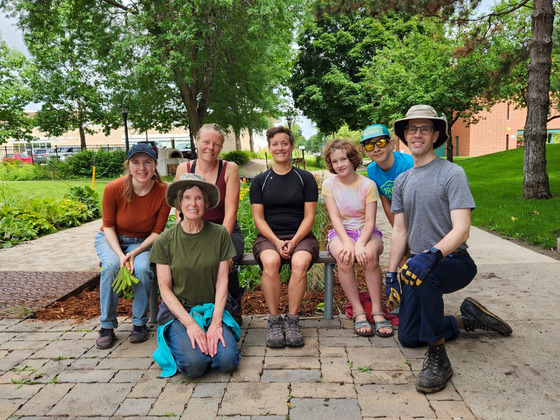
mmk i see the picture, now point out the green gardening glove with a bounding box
[111,266,139,296]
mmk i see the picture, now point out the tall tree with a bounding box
[0,38,32,144]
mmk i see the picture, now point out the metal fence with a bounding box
[0,144,126,164]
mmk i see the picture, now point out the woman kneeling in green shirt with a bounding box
[150,173,240,378]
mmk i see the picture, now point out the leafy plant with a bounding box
[65,186,101,218]
[221,150,252,167]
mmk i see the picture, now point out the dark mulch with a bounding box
[33,267,389,322]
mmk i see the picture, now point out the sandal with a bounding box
[372,312,394,338]
[353,312,375,337]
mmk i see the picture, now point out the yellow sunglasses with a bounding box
[363,138,388,151]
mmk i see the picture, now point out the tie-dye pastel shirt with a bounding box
[322,174,379,230]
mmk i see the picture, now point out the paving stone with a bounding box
[266,341,320,357]
[353,369,416,385]
[0,398,24,419]
[0,349,34,372]
[356,384,434,418]
[239,344,265,357]
[6,319,69,332]
[191,382,226,398]
[347,347,408,371]
[110,334,158,358]
[0,358,49,384]
[110,369,146,383]
[319,346,347,358]
[150,381,193,415]
[0,383,43,399]
[56,369,116,383]
[289,397,362,420]
[97,356,153,370]
[221,382,289,416]
[399,344,428,361]
[319,333,370,347]
[263,356,320,370]
[425,382,463,401]
[48,382,132,416]
[230,356,263,382]
[261,368,321,383]
[0,339,51,351]
[183,397,220,419]
[291,382,357,399]
[0,319,21,328]
[430,400,476,419]
[30,339,91,360]
[59,331,88,340]
[321,357,353,383]
[242,328,267,346]
[244,315,267,329]
[129,377,167,398]
[10,331,61,341]
[189,367,232,383]
[114,397,156,416]
[369,336,400,348]
[299,318,341,329]
[69,357,101,370]
[33,359,73,381]
[16,383,74,416]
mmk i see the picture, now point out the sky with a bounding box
[0,0,497,139]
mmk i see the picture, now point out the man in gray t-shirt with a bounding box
[385,105,512,394]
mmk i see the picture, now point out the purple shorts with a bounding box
[327,227,383,252]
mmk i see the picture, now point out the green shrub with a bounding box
[314,155,325,169]
[221,150,252,167]
[65,186,102,219]
[92,149,126,178]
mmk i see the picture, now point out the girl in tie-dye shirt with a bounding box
[322,139,392,338]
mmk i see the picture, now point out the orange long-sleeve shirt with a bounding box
[101,177,171,238]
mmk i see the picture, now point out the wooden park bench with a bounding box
[148,250,337,323]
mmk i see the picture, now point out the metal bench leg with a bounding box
[324,263,334,320]
[149,271,159,324]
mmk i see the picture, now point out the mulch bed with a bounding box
[33,267,389,322]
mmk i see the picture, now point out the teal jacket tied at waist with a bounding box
[152,303,241,378]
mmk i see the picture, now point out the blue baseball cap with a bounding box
[127,143,157,161]
[360,124,390,144]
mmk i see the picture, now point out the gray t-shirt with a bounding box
[391,158,475,255]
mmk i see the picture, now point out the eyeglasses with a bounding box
[363,138,388,151]
[404,125,435,135]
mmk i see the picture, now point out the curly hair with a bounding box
[323,138,363,174]
[265,125,294,145]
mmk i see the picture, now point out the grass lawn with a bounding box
[1,179,109,201]
[457,144,560,250]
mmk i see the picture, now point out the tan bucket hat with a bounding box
[393,104,449,149]
[166,173,220,209]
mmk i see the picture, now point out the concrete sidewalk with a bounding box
[1,215,560,418]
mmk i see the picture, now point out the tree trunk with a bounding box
[235,129,242,151]
[248,128,255,153]
[78,124,86,149]
[523,0,553,199]
[445,138,453,162]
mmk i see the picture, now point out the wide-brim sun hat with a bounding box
[127,142,157,161]
[393,104,449,149]
[360,124,390,144]
[166,173,220,210]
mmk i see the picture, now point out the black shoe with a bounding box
[460,297,512,336]
[130,325,149,343]
[95,328,115,349]
[416,343,453,393]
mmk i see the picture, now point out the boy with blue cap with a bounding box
[360,124,413,227]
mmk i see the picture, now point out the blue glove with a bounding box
[399,252,439,287]
[384,271,401,308]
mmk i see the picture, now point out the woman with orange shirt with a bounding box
[94,143,171,349]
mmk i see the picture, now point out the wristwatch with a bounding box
[424,247,443,260]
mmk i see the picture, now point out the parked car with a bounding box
[57,147,79,161]
[175,142,195,159]
[3,153,33,164]
[32,149,49,163]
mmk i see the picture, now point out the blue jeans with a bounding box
[165,319,240,378]
[398,253,477,347]
[95,230,153,329]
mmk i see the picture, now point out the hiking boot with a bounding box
[266,315,285,348]
[416,343,453,393]
[460,297,512,336]
[95,328,115,349]
[284,314,304,347]
[130,325,149,343]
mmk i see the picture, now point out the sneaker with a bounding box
[460,297,512,336]
[130,325,149,343]
[266,315,286,348]
[416,343,453,393]
[95,328,115,349]
[284,314,304,347]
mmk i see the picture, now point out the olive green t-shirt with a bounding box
[149,221,235,307]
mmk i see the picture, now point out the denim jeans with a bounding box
[95,230,153,329]
[398,253,477,347]
[165,319,240,378]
